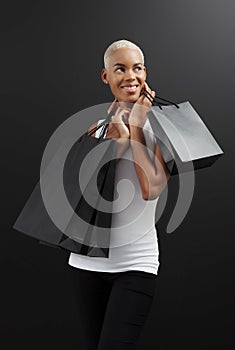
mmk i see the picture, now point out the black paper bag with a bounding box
[13,116,117,258]
[147,100,224,175]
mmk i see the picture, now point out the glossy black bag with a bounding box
[13,113,117,258]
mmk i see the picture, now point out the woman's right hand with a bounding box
[110,107,130,139]
[108,105,131,162]
[107,101,130,139]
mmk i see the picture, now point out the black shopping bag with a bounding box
[13,112,117,258]
[142,90,224,175]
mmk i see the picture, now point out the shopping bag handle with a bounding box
[87,119,109,138]
[87,102,118,139]
[141,89,180,109]
[87,90,179,138]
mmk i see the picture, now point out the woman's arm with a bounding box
[129,125,170,200]
[128,83,170,200]
[105,107,130,162]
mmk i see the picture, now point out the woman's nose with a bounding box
[124,69,135,81]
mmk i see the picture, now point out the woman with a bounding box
[69,39,171,350]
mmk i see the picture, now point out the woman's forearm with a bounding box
[115,137,130,162]
[129,125,161,200]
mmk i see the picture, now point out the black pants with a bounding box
[69,266,157,350]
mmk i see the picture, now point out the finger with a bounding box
[144,82,154,95]
[144,82,149,90]
[108,98,118,114]
[138,90,152,104]
[115,106,131,116]
[112,108,130,124]
[139,82,151,100]
[144,89,155,104]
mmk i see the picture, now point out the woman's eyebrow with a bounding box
[113,63,125,67]
[112,62,143,67]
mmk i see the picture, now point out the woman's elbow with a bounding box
[142,185,160,201]
[142,190,160,201]
[142,177,170,201]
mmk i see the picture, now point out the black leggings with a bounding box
[69,266,157,350]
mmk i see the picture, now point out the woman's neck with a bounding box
[117,101,134,110]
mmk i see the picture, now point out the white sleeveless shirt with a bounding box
[68,118,160,275]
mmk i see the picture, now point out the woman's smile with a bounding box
[120,84,139,93]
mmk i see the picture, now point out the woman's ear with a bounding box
[101,68,108,84]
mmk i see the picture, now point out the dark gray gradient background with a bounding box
[1,0,234,349]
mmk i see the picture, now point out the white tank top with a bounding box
[68,118,160,275]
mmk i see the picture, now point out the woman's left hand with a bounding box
[128,82,155,129]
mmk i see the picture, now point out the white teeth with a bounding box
[122,86,137,91]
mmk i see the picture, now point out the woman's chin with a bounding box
[118,95,139,104]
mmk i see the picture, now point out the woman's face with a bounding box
[102,48,147,103]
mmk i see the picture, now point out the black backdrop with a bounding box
[1,0,235,349]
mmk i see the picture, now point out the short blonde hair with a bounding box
[103,39,145,69]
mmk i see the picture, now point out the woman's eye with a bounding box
[116,67,124,72]
[134,66,142,71]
